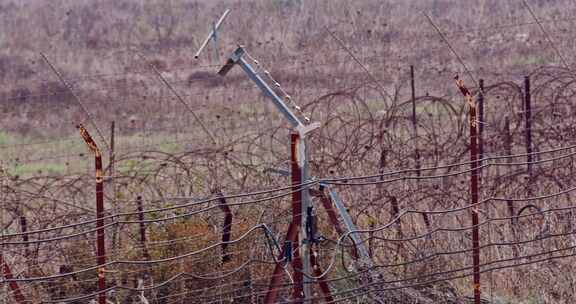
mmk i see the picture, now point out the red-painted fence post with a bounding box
[78,124,107,304]
[455,77,482,304]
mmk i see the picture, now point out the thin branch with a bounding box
[423,12,478,87]
[136,52,217,145]
[325,27,394,102]
[521,0,570,69]
[40,53,110,151]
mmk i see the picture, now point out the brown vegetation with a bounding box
[2,1,576,303]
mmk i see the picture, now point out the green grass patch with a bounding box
[9,163,66,176]
[0,131,30,146]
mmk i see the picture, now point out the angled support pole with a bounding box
[219,46,320,134]
[314,185,358,259]
[322,184,372,265]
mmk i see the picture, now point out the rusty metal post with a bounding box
[504,117,519,261]
[455,77,481,304]
[410,65,421,176]
[290,132,305,302]
[390,196,402,237]
[408,69,432,232]
[95,139,107,304]
[478,79,485,165]
[264,133,308,304]
[378,149,386,174]
[369,223,375,258]
[524,76,533,176]
[109,121,121,291]
[216,192,233,263]
[109,121,117,215]
[504,117,515,221]
[78,124,107,304]
[136,196,150,260]
[389,196,404,259]
[19,215,29,269]
[109,121,115,191]
[1,253,26,303]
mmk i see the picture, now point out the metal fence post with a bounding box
[478,79,485,166]
[290,132,306,302]
[78,125,107,304]
[524,76,533,176]
[216,192,233,263]
[410,65,421,176]
[455,77,481,304]
[136,196,150,261]
[504,117,520,262]
[19,215,29,270]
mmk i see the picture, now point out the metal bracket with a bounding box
[284,241,293,262]
[263,167,290,176]
[296,122,321,137]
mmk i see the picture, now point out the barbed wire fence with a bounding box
[2,10,576,304]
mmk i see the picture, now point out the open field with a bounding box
[2,1,576,303]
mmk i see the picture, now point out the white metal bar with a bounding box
[194,9,231,59]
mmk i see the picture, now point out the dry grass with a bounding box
[2,1,576,303]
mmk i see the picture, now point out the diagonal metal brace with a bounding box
[322,183,372,266]
[218,46,320,136]
[320,183,387,304]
